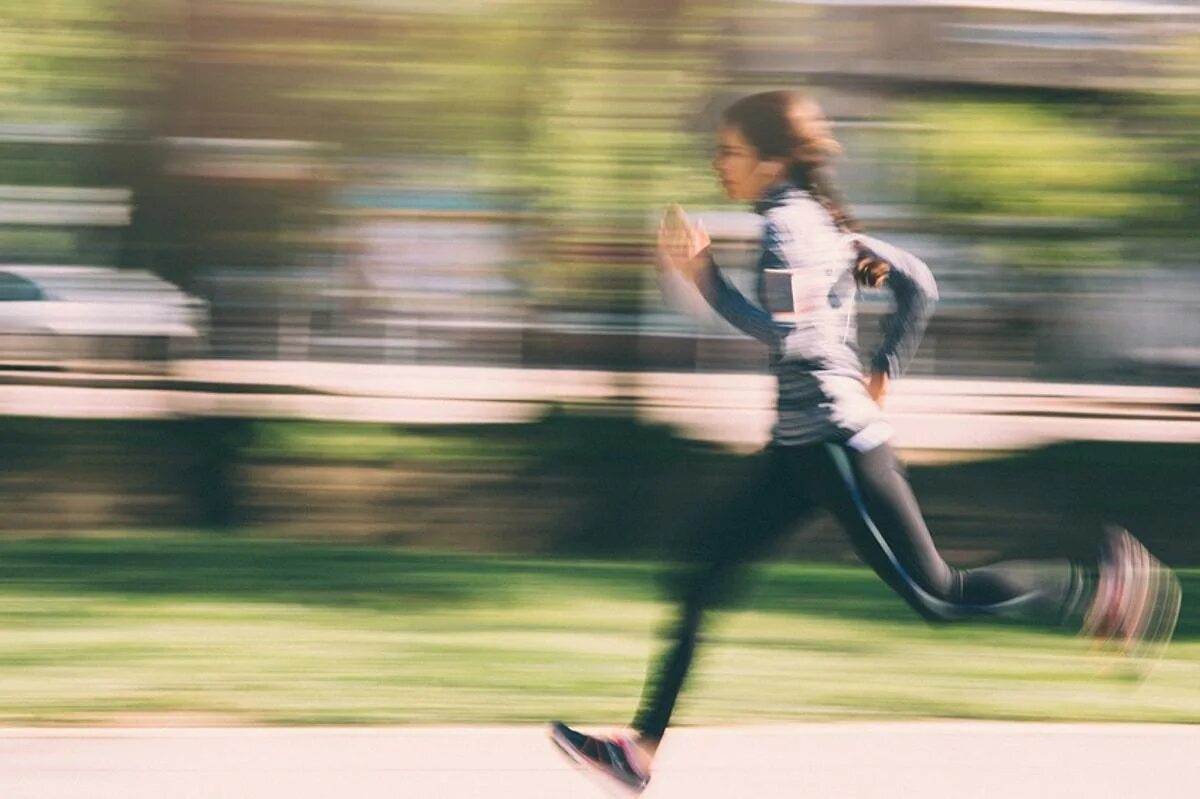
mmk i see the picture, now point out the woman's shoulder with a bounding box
[762,190,843,242]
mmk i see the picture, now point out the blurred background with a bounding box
[0,0,1197,727]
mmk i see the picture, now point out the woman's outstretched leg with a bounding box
[551,446,817,793]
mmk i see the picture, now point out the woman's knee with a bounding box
[892,566,965,623]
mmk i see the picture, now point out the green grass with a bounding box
[0,532,1197,726]
[246,422,537,464]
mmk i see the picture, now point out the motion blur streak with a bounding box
[0,0,1197,732]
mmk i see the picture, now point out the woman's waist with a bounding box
[773,366,869,399]
[770,350,863,378]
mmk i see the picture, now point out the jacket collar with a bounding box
[753,181,807,215]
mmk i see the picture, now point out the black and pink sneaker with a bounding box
[549,721,651,795]
[1082,526,1181,674]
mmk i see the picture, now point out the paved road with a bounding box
[1,722,1197,799]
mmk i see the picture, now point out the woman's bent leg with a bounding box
[813,441,1089,625]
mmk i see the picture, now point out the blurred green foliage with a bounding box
[909,100,1170,224]
[0,0,733,302]
[903,34,1200,269]
[0,0,135,125]
[1144,34,1200,242]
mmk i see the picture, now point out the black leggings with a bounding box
[631,441,1087,742]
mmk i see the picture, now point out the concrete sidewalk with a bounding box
[1,722,1197,799]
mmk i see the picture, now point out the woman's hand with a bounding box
[657,204,711,283]
[867,371,889,408]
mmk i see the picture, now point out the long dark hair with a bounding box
[722,90,889,288]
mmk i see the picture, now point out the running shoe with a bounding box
[1083,526,1182,675]
[549,721,651,796]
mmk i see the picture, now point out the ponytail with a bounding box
[792,164,890,289]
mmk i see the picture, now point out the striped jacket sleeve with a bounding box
[692,221,791,348]
[857,235,939,379]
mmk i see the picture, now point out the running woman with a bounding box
[550,90,1181,796]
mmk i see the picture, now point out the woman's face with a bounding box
[712,124,783,202]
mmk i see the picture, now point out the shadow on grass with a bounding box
[0,535,658,612]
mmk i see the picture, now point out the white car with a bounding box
[0,265,208,369]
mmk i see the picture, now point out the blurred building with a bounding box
[751,0,1196,92]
